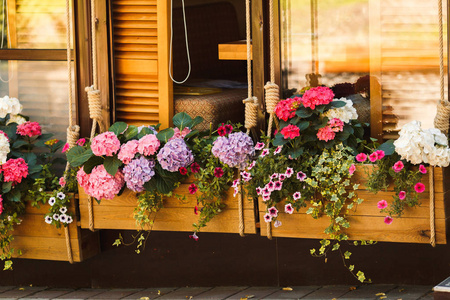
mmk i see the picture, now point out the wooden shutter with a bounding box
[112,0,172,128]
[370,0,447,140]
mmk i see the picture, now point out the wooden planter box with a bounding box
[259,166,448,244]
[9,194,100,262]
[78,177,257,234]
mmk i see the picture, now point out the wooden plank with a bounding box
[260,211,446,244]
[218,41,252,60]
[115,58,157,75]
[192,286,248,300]
[11,214,79,239]
[262,286,320,300]
[79,204,256,234]
[226,287,281,300]
[157,287,213,300]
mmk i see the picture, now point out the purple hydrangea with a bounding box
[157,138,194,172]
[123,156,155,192]
[212,131,254,169]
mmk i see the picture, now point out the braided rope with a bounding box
[430,167,436,247]
[64,226,74,264]
[244,97,258,134]
[85,86,104,136]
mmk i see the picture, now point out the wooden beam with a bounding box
[0,49,74,61]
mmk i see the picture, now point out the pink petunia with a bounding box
[189,232,199,241]
[76,138,86,146]
[285,203,294,214]
[263,213,273,223]
[293,192,301,200]
[268,206,278,217]
[255,142,265,150]
[414,182,425,193]
[375,150,385,160]
[419,165,427,174]
[274,220,282,228]
[188,183,198,194]
[349,164,356,175]
[355,153,367,162]
[62,143,70,153]
[190,162,200,173]
[392,161,404,173]
[398,191,406,200]
[384,216,393,225]
[377,199,388,210]
[214,167,224,178]
[369,152,378,163]
[179,167,188,175]
[297,171,307,181]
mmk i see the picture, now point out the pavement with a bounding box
[0,284,436,299]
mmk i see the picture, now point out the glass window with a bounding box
[280,0,447,140]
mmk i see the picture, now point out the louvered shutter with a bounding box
[370,0,447,140]
[112,0,172,128]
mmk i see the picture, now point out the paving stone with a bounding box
[0,287,48,299]
[194,286,248,299]
[56,289,108,299]
[339,284,397,299]
[123,287,176,299]
[157,287,213,299]
[20,288,75,299]
[87,288,142,299]
[303,285,354,299]
[225,287,280,299]
[0,287,14,293]
[262,286,320,299]
[383,285,433,300]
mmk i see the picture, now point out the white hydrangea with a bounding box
[6,114,26,125]
[393,120,450,167]
[0,96,22,118]
[323,97,358,123]
[0,133,10,164]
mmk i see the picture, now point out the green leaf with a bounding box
[295,108,313,118]
[8,189,21,202]
[297,120,310,131]
[137,127,153,139]
[331,100,346,108]
[315,105,326,114]
[28,165,43,175]
[22,152,37,166]
[288,148,304,159]
[37,133,53,141]
[84,155,105,174]
[112,239,122,247]
[357,271,366,282]
[191,116,204,129]
[124,125,139,140]
[144,164,181,194]
[272,133,289,146]
[378,140,395,156]
[332,243,340,251]
[173,112,193,130]
[66,147,93,167]
[184,130,199,140]
[156,128,174,143]
[2,182,12,193]
[344,251,352,259]
[11,140,28,149]
[103,155,122,176]
[348,265,355,271]
[108,122,128,135]
[3,260,12,270]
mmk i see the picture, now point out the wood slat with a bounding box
[115,58,157,75]
[10,236,83,261]
[113,5,156,14]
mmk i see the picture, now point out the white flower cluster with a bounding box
[394,120,450,167]
[323,97,358,123]
[0,95,22,118]
[0,133,10,164]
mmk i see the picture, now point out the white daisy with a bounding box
[59,214,68,223]
[57,192,66,200]
[66,216,73,224]
[48,197,56,206]
[59,206,68,214]
[44,216,53,224]
[53,213,60,221]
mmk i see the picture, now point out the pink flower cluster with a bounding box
[328,118,344,132]
[170,127,192,140]
[77,165,124,201]
[138,134,160,156]
[355,150,385,163]
[2,157,28,184]
[264,206,279,222]
[257,168,294,202]
[274,97,302,121]
[17,121,41,137]
[317,126,335,142]
[301,86,334,110]
[217,124,233,136]
[118,140,139,164]
[280,124,300,139]
[91,132,121,156]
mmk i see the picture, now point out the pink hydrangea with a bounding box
[317,126,335,142]
[77,165,124,201]
[138,134,160,156]
[169,127,191,141]
[118,140,139,164]
[274,97,302,121]
[280,124,300,139]
[90,132,121,156]
[2,157,28,184]
[301,86,334,110]
[328,118,344,132]
[17,121,41,137]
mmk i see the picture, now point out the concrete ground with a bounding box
[0,284,435,299]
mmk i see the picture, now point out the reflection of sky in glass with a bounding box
[281,0,447,138]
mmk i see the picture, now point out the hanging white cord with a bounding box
[169,0,191,84]
[0,0,13,83]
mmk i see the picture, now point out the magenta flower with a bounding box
[355,153,367,162]
[285,203,294,214]
[248,161,256,170]
[369,152,378,163]
[281,124,300,139]
[255,187,262,195]
[263,213,273,222]
[232,179,240,188]
[398,191,406,200]
[349,164,356,175]
[262,187,270,196]
[392,161,404,173]
[297,171,307,181]
[17,121,41,137]
[59,177,66,187]
[189,232,199,241]
[76,138,86,146]
[293,192,301,200]
[194,205,199,215]
[190,162,200,173]
[377,199,388,210]
[62,143,70,153]
[179,167,188,175]
[384,216,393,225]
[266,181,275,192]
[255,142,265,150]
[262,194,270,201]
[274,146,283,155]
[274,181,283,191]
[375,150,385,160]
[419,165,427,174]
[260,149,270,158]
[188,183,198,194]
[2,158,28,184]
[285,167,294,178]
[414,182,425,193]
[214,167,224,178]
[271,173,279,180]
[279,174,286,181]
[268,206,278,217]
